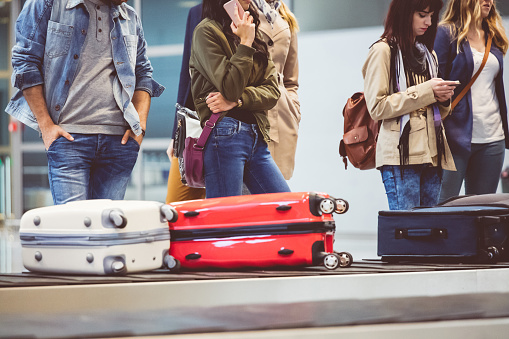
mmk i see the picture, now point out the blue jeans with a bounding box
[440,140,505,202]
[380,165,442,210]
[203,117,290,198]
[46,134,139,205]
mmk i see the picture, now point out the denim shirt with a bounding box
[5,0,165,135]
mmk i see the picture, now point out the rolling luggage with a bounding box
[378,197,509,263]
[166,192,353,271]
[20,200,178,275]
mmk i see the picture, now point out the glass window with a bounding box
[0,3,8,70]
[0,2,10,147]
[293,0,391,32]
[0,79,9,147]
[22,152,51,212]
[141,1,200,46]
[145,55,182,139]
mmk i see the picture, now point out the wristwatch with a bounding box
[141,129,146,137]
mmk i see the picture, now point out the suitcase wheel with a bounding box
[164,254,181,273]
[335,251,353,268]
[161,205,179,223]
[319,198,336,215]
[323,253,340,270]
[334,199,349,214]
[485,246,500,263]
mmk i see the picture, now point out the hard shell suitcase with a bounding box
[166,192,352,271]
[20,200,178,275]
[439,193,509,207]
[378,204,509,263]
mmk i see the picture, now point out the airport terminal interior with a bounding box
[1,0,509,338]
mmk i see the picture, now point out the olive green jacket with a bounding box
[189,18,281,143]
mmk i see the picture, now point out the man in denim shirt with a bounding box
[6,0,164,204]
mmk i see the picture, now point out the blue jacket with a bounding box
[5,0,165,136]
[434,25,508,153]
[171,4,202,138]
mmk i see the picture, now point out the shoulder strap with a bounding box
[194,112,222,149]
[451,35,493,110]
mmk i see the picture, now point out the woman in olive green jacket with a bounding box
[189,0,289,198]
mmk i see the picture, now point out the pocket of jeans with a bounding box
[46,136,64,152]
[214,126,237,137]
[127,137,141,150]
[214,118,238,137]
[123,35,138,69]
[45,21,73,58]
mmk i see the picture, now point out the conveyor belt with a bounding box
[1,260,509,288]
[2,261,509,338]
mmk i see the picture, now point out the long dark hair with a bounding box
[202,0,270,68]
[382,0,443,56]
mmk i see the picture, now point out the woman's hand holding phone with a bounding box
[430,78,457,103]
[231,9,255,47]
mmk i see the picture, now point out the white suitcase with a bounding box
[20,200,178,275]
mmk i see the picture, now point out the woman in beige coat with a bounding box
[363,0,456,210]
[253,0,300,180]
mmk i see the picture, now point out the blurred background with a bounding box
[1,0,508,273]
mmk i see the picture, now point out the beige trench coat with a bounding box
[362,41,456,171]
[257,9,301,180]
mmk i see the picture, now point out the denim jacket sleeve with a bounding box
[11,0,53,91]
[133,14,164,97]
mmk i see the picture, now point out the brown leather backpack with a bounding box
[339,92,380,170]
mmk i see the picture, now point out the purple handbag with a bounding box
[183,112,221,188]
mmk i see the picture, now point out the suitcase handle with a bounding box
[396,228,447,240]
[476,215,508,226]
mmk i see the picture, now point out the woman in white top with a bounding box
[435,0,509,201]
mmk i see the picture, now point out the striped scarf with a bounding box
[396,42,445,170]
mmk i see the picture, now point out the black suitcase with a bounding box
[378,199,509,263]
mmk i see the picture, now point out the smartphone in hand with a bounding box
[445,80,461,87]
[223,0,245,27]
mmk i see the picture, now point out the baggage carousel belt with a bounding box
[1,260,509,287]
[2,261,509,338]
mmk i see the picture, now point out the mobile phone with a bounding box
[447,80,461,87]
[223,0,245,27]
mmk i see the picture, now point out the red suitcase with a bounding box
[166,192,352,271]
